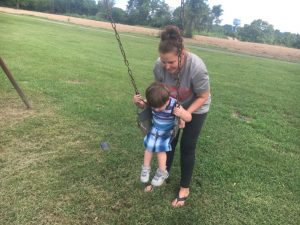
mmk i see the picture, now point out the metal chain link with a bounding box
[175,0,185,103]
[107,8,140,95]
[179,0,185,32]
[176,41,182,103]
[107,1,185,97]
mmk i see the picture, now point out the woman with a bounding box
[135,25,211,207]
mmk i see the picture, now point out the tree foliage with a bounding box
[184,0,210,37]
[211,5,223,25]
[238,19,275,44]
[126,0,171,26]
[0,0,299,48]
[96,0,115,20]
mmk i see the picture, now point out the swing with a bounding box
[107,1,185,136]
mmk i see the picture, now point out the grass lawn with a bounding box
[0,13,299,225]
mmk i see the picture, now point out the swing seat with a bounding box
[137,107,152,135]
[137,106,180,138]
[173,117,179,138]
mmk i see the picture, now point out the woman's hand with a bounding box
[173,105,192,122]
[133,94,146,109]
[178,118,186,129]
[173,105,183,117]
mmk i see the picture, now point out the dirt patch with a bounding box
[0,100,36,129]
[192,35,300,62]
[232,111,253,123]
[1,7,300,62]
[65,80,84,84]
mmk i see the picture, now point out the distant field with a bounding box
[0,12,299,225]
[1,7,300,62]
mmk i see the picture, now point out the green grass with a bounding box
[0,13,299,225]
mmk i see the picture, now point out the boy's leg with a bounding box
[157,152,167,171]
[141,150,152,183]
[143,150,153,167]
[151,152,169,187]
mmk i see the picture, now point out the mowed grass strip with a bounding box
[0,13,299,225]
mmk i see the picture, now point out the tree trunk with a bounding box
[185,17,194,38]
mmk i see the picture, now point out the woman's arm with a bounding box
[175,90,210,128]
[187,90,210,114]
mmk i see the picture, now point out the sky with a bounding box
[114,0,300,34]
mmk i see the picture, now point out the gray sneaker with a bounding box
[151,168,169,187]
[140,165,151,183]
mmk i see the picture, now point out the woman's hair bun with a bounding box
[159,25,184,53]
[161,25,181,41]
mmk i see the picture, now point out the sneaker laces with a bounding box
[153,169,167,180]
[141,166,150,175]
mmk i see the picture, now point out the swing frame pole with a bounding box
[0,57,31,109]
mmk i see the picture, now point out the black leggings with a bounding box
[166,113,207,188]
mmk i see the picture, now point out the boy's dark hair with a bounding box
[146,82,170,108]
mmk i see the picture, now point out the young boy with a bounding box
[133,82,192,187]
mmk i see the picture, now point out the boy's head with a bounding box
[146,82,170,111]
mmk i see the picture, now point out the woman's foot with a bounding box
[144,184,153,192]
[172,187,189,207]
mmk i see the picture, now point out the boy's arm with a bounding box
[173,105,192,122]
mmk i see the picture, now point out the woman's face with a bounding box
[160,51,181,74]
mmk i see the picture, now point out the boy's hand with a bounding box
[133,94,146,108]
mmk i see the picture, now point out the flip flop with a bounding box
[172,195,188,207]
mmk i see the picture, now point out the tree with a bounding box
[0,0,19,8]
[238,19,275,44]
[81,0,98,15]
[222,24,237,39]
[111,7,127,23]
[126,0,170,26]
[97,0,115,20]
[150,1,172,27]
[184,0,210,37]
[127,0,151,25]
[172,7,182,28]
[211,5,223,25]
[292,34,300,49]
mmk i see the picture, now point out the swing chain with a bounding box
[107,2,185,136]
[176,0,185,102]
[107,8,139,95]
[179,0,185,32]
[176,41,182,102]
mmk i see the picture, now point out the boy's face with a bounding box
[153,99,170,112]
